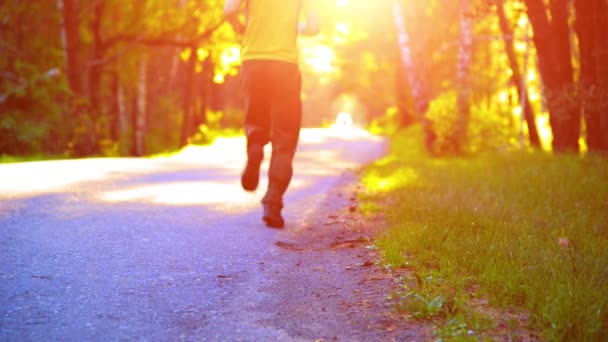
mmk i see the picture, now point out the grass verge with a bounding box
[0,154,66,163]
[363,126,608,341]
[1,129,244,163]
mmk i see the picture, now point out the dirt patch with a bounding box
[255,171,433,341]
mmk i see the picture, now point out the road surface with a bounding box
[0,128,428,341]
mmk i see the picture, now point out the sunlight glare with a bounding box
[536,115,553,151]
[97,178,303,206]
[498,90,509,103]
[197,48,209,61]
[180,48,192,62]
[301,44,336,74]
[333,22,352,44]
[328,112,383,140]
[335,112,354,127]
[513,106,522,117]
[0,159,161,198]
[214,45,241,84]
[99,182,250,205]
[336,22,351,36]
[337,0,349,8]
[214,74,225,84]
[363,168,420,193]
[527,68,537,82]
[220,46,241,67]
[529,88,540,102]
[518,16,529,28]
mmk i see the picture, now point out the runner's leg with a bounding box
[241,61,272,191]
[262,61,302,207]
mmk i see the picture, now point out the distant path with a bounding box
[0,128,429,341]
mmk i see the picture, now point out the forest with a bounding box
[2,1,608,339]
[1,0,607,158]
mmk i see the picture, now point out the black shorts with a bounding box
[240,59,302,149]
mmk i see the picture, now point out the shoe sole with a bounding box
[263,215,285,229]
[241,149,263,192]
[241,166,259,191]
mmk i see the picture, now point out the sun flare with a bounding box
[301,44,336,74]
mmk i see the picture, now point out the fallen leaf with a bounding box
[557,237,571,248]
[358,260,374,267]
[275,241,304,251]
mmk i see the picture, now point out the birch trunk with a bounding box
[180,47,197,147]
[392,0,436,151]
[454,0,473,152]
[133,56,147,156]
[110,69,127,148]
[393,0,427,114]
[195,55,213,128]
[118,83,127,144]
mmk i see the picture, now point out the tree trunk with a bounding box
[86,0,105,154]
[118,81,127,149]
[598,2,608,152]
[169,52,181,89]
[89,0,104,115]
[496,0,541,147]
[110,70,120,142]
[195,55,213,128]
[180,47,197,147]
[110,68,127,149]
[394,48,416,128]
[57,0,83,97]
[132,56,147,156]
[454,0,473,153]
[59,0,101,156]
[392,0,436,151]
[525,0,580,152]
[575,0,608,154]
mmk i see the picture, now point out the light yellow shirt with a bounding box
[241,0,302,63]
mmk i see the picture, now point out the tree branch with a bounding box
[90,19,228,68]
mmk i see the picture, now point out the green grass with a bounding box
[364,126,608,341]
[0,154,65,163]
[1,129,245,163]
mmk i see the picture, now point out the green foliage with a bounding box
[144,96,182,155]
[1,76,71,155]
[426,92,517,155]
[426,92,460,155]
[1,0,239,158]
[367,126,608,340]
[467,98,515,152]
[398,291,448,320]
[0,0,73,155]
[2,0,604,159]
[435,315,476,342]
[188,109,243,146]
[368,106,400,135]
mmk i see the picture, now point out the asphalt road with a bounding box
[0,128,429,341]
